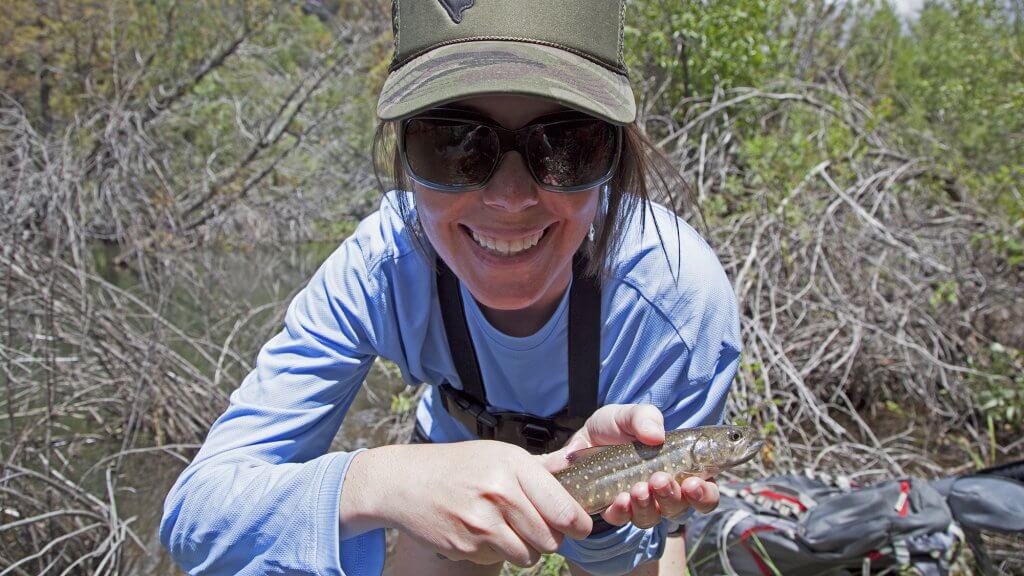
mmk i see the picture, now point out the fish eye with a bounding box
[729,431,741,442]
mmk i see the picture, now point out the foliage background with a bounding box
[1,0,1021,573]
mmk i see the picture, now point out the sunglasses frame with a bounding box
[397,107,622,194]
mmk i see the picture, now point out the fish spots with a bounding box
[553,426,761,514]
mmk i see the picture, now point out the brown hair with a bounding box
[370,118,693,279]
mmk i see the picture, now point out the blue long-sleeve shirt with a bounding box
[160,190,741,576]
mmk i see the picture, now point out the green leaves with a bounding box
[625,0,787,106]
[967,343,1024,436]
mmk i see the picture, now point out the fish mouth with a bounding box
[731,438,765,467]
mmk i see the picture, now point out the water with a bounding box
[111,381,408,575]
[88,242,412,574]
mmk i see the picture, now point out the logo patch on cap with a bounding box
[437,0,475,23]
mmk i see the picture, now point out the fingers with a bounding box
[501,491,564,555]
[486,525,542,567]
[517,469,593,540]
[629,482,661,529]
[584,404,665,446]
[601,474,714,532]
[536,434,589,474]
[439,511,541,566]
[454,542,508,566]
[649,472,689,519]
[600,491,633,526]
[542,404,667,474]
[626,405,665,445]
[681,476,720,514]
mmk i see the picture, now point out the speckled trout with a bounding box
[554,426,763,514]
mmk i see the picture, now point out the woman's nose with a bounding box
[481,152,539,212]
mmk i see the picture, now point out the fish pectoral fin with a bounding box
[566,445,616,464]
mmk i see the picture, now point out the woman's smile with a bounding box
[414,95,599,335]
[461,223,551,260]
[417,177,595,327]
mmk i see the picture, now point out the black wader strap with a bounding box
[434,253,600,445]
[432,254,618,535]
[567,252,600,424]
[437,257,496,438]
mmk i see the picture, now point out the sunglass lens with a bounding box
[527,120,616,189]
[403,119,498,188]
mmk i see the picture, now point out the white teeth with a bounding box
[469,229,544,256]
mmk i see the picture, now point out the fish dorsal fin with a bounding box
[566,445,616,464]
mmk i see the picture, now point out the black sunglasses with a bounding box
[398,107,622,193]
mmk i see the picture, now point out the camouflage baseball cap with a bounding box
[376,0,636,125]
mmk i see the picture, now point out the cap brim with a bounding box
[376,40,635,125]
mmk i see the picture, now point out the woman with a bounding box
[160,1,741,575]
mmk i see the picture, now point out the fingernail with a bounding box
[642,419,659,434]
[691,486,704,500]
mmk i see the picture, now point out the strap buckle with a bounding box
[439,384,584,454]
[490,412,579,454]
[521,422,553,443]
[439,383,497,438]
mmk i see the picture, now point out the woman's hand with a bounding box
[539,404,721,530]
[340,441,593,567]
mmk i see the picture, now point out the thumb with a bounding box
[537,433,590,474]
[585,404,665,446]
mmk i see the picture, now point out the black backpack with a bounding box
[684,463,1024,576]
